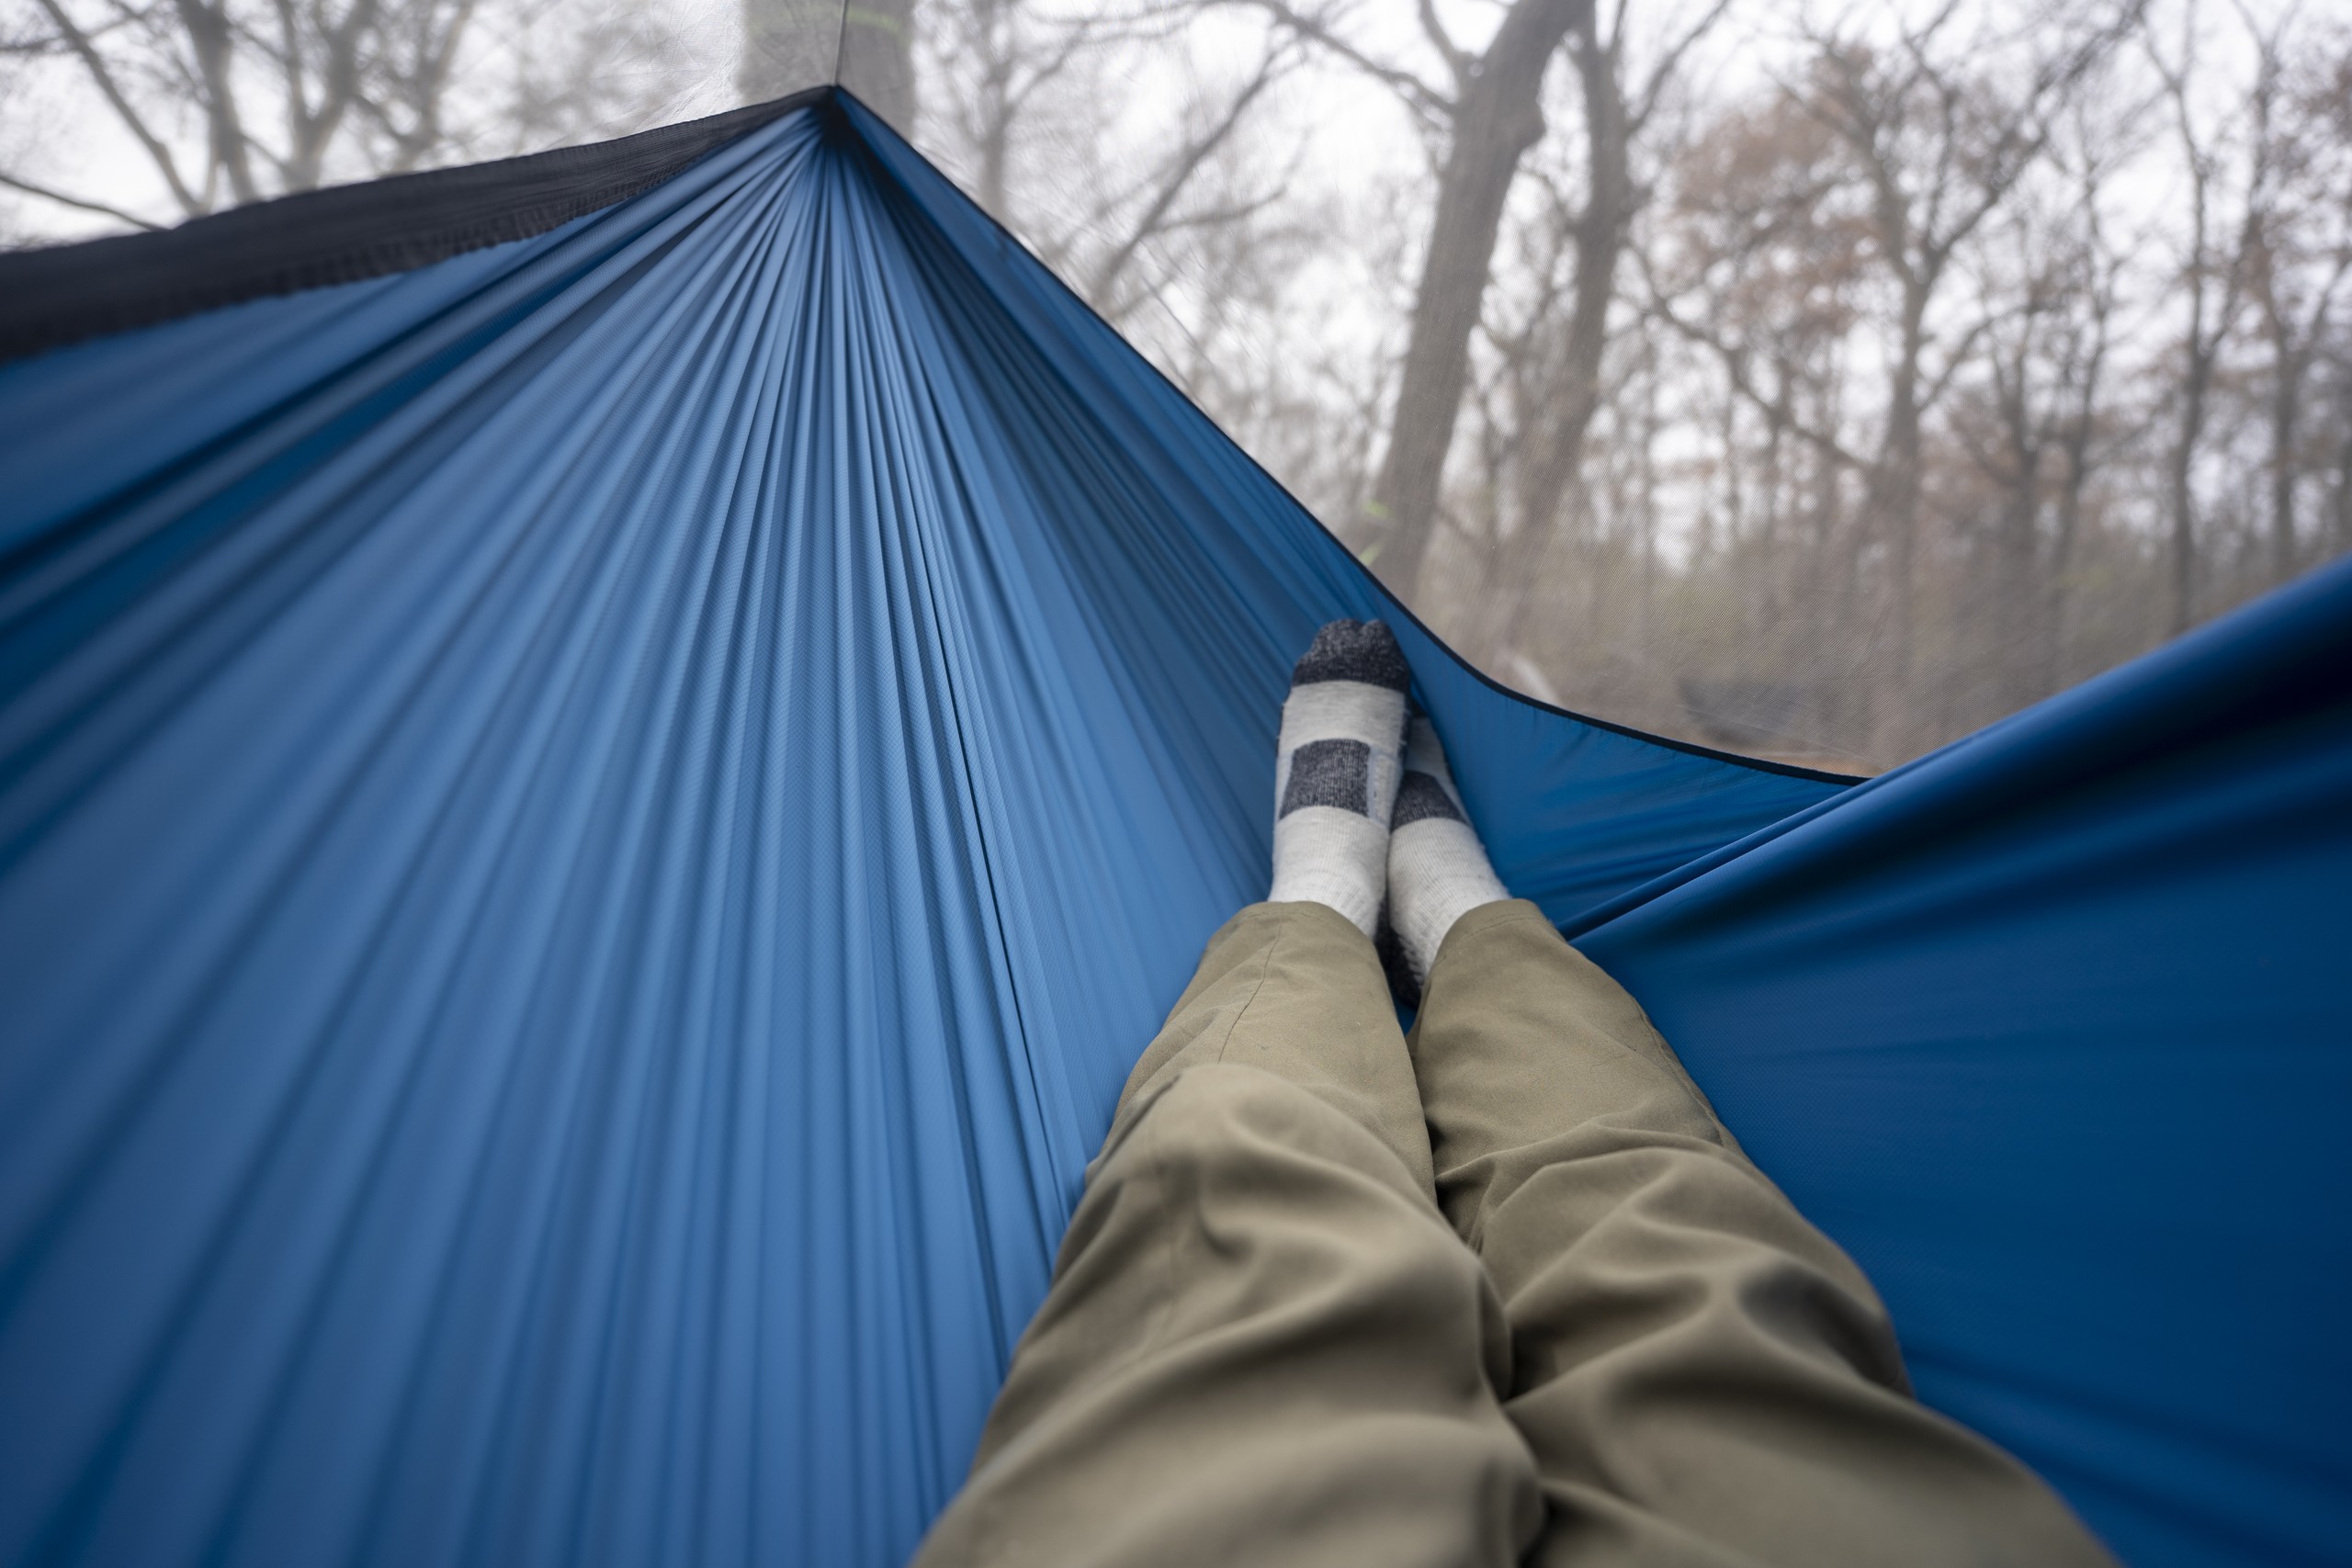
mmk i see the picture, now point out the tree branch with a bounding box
[1084,44,1290,303]
[1221,0,1453,124]
[1627,0,1732,136]
[1415,0,1467,93]
[1637,249,1864,468]
[30,0,203,211]
[173,0,260,202]
[0,168,164,228]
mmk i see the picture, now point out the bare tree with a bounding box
[2144,0,2268,631]
[1639,5,2132,750]
[1812,7,2137,739]
[4,0,694,227]
[1945,86,2142,710]
[2319,45,2352,559]
[923,0,1101,219]
[1361,0,1589,598]
[1062,42,1295,315]
[1221,0,1593,596]
[1476,0,1733,664]
[922,0,1302,332]
[911,0,2345,765]
[2042,129,2134,694]
[2240,10,2352,583]
[7,0,473,217]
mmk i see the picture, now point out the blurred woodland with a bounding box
[5,0,2348,770]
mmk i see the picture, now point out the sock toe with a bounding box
[1268,620,1411,936]
[1290,617,1414,691]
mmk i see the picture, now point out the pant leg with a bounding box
[1408,899,2116,1568]
[912,900,1542,1568]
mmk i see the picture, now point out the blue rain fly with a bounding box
[0,92,2343,1568]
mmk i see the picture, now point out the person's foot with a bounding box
[1386,715,1509,988]
[1268,620,1411,936]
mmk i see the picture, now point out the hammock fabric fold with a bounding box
[0,90,2343,1568]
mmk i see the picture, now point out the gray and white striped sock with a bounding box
[1268,620,1411,936]
[1387,715,1509,987]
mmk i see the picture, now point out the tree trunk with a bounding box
[2168,161,2221,638]
[1866,293,1926,750]
[1636,353,1659,654]
[2267,340,2302,584]
[2047,300,2106,700]
[2169,349,2211,636]
[2048,403,2095,697]
[1989,342,2044,711]
[2000,446,2043,709]
[1369,0,1589,600]
[1484,22,1629,661]
[175,0,257,205]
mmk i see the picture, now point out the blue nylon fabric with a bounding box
[0,99,1842,1567]
[1575,552,2352,1568]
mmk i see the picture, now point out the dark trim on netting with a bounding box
[0,87,831,366]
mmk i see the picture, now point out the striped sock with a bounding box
[1387,715,1509,987]
[1268,620,1410,937]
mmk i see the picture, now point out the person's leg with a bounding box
[1387,720,2117,1567]
[913,626,1540,1568]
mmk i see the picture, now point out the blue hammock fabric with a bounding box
[0,91,2341,1567]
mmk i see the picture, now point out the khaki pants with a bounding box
[913,901,2114,1567]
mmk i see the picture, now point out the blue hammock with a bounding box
[0,91,2343,1568]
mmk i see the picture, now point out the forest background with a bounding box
[6,0,2347,772]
